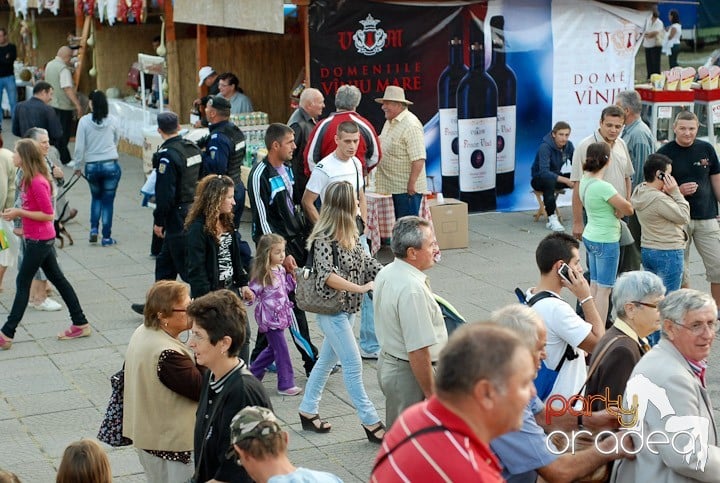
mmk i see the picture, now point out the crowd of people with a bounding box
[0,38,719,481]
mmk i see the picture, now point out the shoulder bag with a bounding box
[294,240,344,314]
[97,364,133,447]
[548,335,624,483]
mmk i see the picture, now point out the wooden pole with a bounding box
[164,0,181,114]
[196,24,208,98]
[294,0,311,88]
[73,16,92,89]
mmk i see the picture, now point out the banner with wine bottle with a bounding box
[309,0,647,213]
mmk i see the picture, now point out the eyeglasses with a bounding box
[188,331,207,342]
[672,320,720,336]
[632,301,658,309]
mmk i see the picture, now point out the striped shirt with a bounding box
[375,108,427,195]
[371,396,503,483]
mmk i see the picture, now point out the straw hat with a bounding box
[375,85,413,105]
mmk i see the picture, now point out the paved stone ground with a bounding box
[0,129,719,482]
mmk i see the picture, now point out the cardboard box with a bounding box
[428,198,468,250]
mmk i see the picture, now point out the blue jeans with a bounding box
[642,247,683,346]
[2,239,88,339]
[85,160,121,238]
[359,235,379,354]
[641,248,683,294]
[0,75,17,121]
[583,238,620,288]
[299,312,381,426]
[392,193,422,220]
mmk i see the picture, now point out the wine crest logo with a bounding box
[353,14,387,56]
[593,25,642,56]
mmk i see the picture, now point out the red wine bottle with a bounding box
[456,19,498,212]
[488,15,517,195]
[437,26,468,199]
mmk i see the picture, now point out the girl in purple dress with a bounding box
[249,233,302,396]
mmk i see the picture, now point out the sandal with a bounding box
[362,422,385,444]
[299,413,332,433]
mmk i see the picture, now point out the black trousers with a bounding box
[645,46,662,79]
[155,232,187,282]
[251,290,318,375]
[54,107,74,165]
[531,177,565,216]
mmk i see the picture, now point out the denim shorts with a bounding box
[583,237,620,288]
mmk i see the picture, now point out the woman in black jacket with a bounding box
[185,174,254,361]
[188,289,271,483]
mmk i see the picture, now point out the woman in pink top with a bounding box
[0,139,91,350]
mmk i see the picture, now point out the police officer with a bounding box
[130,111,201,315]
[154,111,202,279]
[202,95,247,226]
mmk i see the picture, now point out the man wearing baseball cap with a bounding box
[202,95,248,226]
[130,111,202,314]
[193,66,220,127]
[198,66,220,93]
[227,406,342,483]
[374,85,427,220]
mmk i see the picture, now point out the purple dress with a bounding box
[249,267,296,333]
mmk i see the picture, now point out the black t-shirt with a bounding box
[0,43,16,77]
[658,140,720,219]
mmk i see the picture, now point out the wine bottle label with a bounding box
[439,108,459,176]
[458,117,497,192]
[496,105,516,174]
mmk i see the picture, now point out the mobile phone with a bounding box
[658,171,666,181]
[558,263,572,283]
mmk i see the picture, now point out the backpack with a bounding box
[515,288,580,401]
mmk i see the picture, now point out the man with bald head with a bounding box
[45,46,83,165]
[287,87,325,203]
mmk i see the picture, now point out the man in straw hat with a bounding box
[227,406,342,483]
[375,85,427,220]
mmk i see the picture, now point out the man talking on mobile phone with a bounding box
[525,233,605,402]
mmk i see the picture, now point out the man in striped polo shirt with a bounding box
[371,324,535,482]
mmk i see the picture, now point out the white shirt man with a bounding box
[302,121,367,225]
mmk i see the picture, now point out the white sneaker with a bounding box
[546,214,564,232]
[277,386,303,396]
[31,298,63,311]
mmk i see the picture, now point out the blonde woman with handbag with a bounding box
[298,181,386,443]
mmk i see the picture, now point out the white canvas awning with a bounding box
[173,0,286,34]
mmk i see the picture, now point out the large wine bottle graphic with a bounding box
[456,18,498,212]
[488,15,517,195]
[437,22,468,199]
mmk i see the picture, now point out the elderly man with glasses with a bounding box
[613,288,720,482]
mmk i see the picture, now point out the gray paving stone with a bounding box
[2,460,58,482]
[0,420,41,464]
[6,390,94,418]
[104,446,145,478]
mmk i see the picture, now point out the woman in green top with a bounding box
[579,142,634,324]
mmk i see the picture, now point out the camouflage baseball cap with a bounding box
[225,406,281,459]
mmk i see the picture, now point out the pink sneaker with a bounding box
[277,386,303,396]
[0,333,12,350]
[57,325,92,340]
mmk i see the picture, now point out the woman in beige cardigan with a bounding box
[123,280,205,482]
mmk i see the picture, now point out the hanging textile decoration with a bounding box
[118,0,145,24]
[97,0,120,25]
[13,0,29,19]
[38,0,61,16]
[77,0,97,17]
